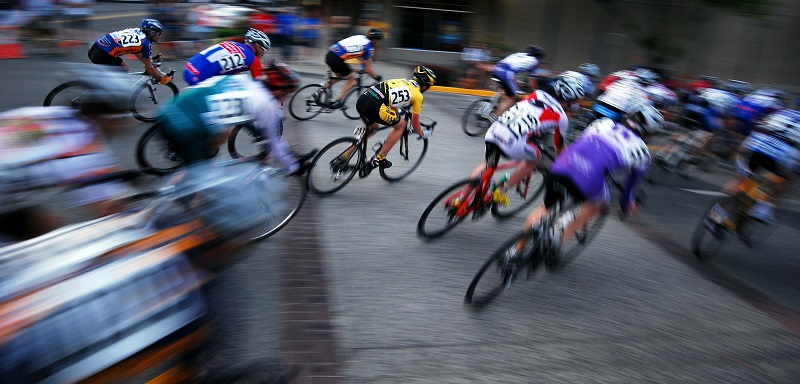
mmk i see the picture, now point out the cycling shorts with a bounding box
[492,64,521,97]
[88,43,123,66]
[356,90,400,127]
[543,172,587,209]
[326,51,351,77]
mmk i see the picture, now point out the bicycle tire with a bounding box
[556,205,609,270]
[462,98,494,137]
[417,178,479,239]
[249,169,307,242]
[380,134,428,182]
[691,197,735,260]
[130,81,179,122]
[341,86,363,120]
[306,137,363,195]
[491,167,547,219]
[136,123,184,175]
[288,84,326,121]
[227,122,283,159]
[465,230,539,306]
[43,81,93,108]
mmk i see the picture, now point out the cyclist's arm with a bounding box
[249,56,263,79]
[135,53,166,82]
[362,59,379,80]
[620,166,647,214]
[411,112,424,137]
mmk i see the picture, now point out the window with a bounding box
[396,1,472,52]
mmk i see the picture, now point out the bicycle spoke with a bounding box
[306,137,361,195]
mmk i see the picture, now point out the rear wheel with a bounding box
[491,167,547,219]
[249,169,307,242]
[130,82,179,122]
[462,98,494,137]
[306,137,363,195]
[417,178,479,239]
[227,123,283,159]
[136,124,184,175]
[465,230,539,307]
[43,81,93,108]
[380,132,428,182]
[288,84,326,121]
[341,86,363,120]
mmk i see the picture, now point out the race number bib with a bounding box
[345,44,362,54]
[389,86,411,107]
[114,30,142,47]
[216,54,245,72]
[202,91,253,126]
[498,104,539,137]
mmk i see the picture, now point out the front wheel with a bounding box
[130,82,179,122]
[462,98,494,137]
[249,169,307,242]
[43,81,93,108]
[288,84,326,121]
[691,197,735,260]
[136,123,184,175]
[491,167,547,219]
[306,137,363,195]
[341,86,363,120]
[465,230,539,307]
[417,178,479,239]
[227,123,277,159]
[379,132,428,182]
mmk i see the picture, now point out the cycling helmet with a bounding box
[245,28,271,50]
[634,68,660,85]
[527,45,546,58]
[578,63,600,77]
[413,65,436,87]
[262,61,301,99]
[140,18,164,34]
[367,29,384,41]
[552,74,585,102]
[758,110,800,146]
[725,79,753,95]
[628,103,665,135]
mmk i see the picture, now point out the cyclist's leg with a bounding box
[505,137,542,188]
[493,68,519,117]
[469,141,504,179]
[372,103,403,161]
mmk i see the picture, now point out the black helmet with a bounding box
[367,29,383,40]
[527,45,545,58]
[413,65,436,87]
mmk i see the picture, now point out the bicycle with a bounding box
[690,172,784,260]
[461,77,528,137]
[646,124,716,185]
[43,53,178,123]
[288,70,378,121]
[416,140,555,239]
[464,180,614,307]
[305,113,436,195]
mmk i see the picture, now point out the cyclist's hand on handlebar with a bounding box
[373,75,382,82]
[418,128,432,140]
[159,76,172,85]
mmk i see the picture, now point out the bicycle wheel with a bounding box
[227,123,270,159]
[465,230,538,306]
[249,168,307,242]
[43,81,93,108]
[691,197,735,260]
[491,167,547,219]
[130,82,179,122]
[341,86,363,120]
[380,133,428,182]
[288,84,327,121]
[559,205,609,269]
[462,98,494,137]
[136,124,183,175]
[417,178,479,239]
[306,137,363,195]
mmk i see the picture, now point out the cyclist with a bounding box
[88,18,171,85]
[319,29,384,110]
[518,103,664,269]
[709,109,800,226]
[348,65,436,169]
[732,87,786,137]
[577,63,601,97]
[158,67,315,175]
[490,45,546,118]
[183,28,272,86]
[0,91,132,242]
[471,74,586,206]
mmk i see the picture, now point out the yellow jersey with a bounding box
[374,78,425,115]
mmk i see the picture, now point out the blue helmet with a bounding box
[141,18,164,34]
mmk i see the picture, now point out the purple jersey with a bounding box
[551,118,650,209]
[183,41,261,86]
[94,28,153,58]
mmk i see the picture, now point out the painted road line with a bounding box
[681,188,800,206]
[429,86,495,97]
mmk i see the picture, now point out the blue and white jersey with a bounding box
[494,53,539,77]
[183,41,262,86]
[740,110,800,175]
[329,35,375,61]
[94,28,153,58]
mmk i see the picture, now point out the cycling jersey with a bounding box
[357,78,425,127]
[681,88,740,132]
[737,110,800,179]
[159,75,296,172]
[551,118,650,210]
[593,79,648,121]
[734,90,785,136]
[0,106,123,215]
[484,90,568,162]
[94,28,153,58]
[642,83,678,109]
[329,35,374,61]
[491,52,539,96]
[183,41,262,86]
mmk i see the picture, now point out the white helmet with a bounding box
[628,103,664,135]
[578,63,600,77]
[634,68,660,85]
[244,28,271,50]
[552,74,585,102]
[759,110,800,147]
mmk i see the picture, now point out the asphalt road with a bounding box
[2,3,800,383]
